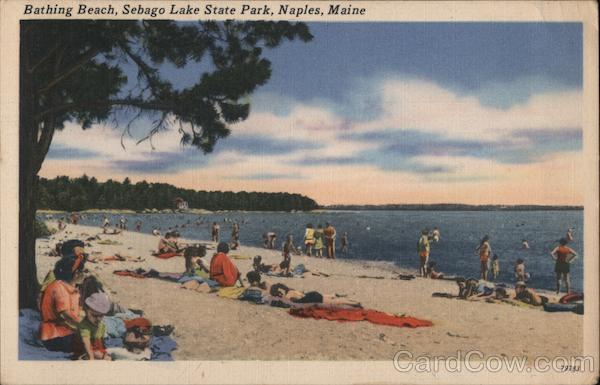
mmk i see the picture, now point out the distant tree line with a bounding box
[37,175,319,212]
[327,204,583,211]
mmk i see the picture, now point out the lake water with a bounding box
[48,210,584,292]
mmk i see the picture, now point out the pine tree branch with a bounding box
[36,46,103,95]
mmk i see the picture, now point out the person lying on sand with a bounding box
[102,227,122,235]
[514,281,546,306]
[246,271,361,307]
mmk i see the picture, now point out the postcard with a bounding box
[1,1,598,384]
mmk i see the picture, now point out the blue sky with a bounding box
[42,22,584,205]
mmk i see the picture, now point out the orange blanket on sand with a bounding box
[289,306,433,328]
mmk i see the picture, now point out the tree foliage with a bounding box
[19,20,312,309]
[38,175,319,212]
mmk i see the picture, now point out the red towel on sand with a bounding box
[289,306,433,328]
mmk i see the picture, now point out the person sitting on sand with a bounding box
[417,229,430,277]
[157,231,183,254]
[457,278,480,299]
[253,255,275,274]
[426,262,444,279]
[313,225,324,258]
[514,258,527,282]
[551,238,578,294]
[73,292,112,360]
[39,256,86,352]
[514,282,544,306]
[491,255,500,281]
[103,227,122,235]
[210,242,243,287]
[184,245,208,276]
[304,223,315,257]
[152,228,161,236]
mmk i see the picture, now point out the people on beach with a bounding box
[551,238,578,294]
[119,216,127,230]
[417,230,430,277]
[70,212,80,225]
[268,232,277,249]
[566,228,574,242]
[152,228,161,236]
[72,292,111,360]
[514,258,527,282]
[304,223,315,257]
[184,245,208,275]
[514,281,544,306]
[253,255,275,274]
[430,227,440,242]
[157,231,184,254]
[209,242,243,287]
[57,219,66,231]
[211,222,220,243]
[323,222,337,259]
[230,222,240,250]
[314,225,324,258]
[341,232,349,255]
[102,216,110,228]
[426,262,444,279]
[475,235,491,281]
[281,234,299,275]
[135,220,142,232]
[39,256,86,352]
[491,254,500,281]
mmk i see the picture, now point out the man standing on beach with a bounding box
[476,235,491,281]
[324,222,336,259]
[417,230,430,277]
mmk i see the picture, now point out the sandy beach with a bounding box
[35,223,583,361]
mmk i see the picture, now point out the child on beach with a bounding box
[426,262,444,279]
[281,234,299,275]
[514,258,527,282]
[73,292,111,360]
[491,255,500,281]
[341,232,349,255]
[313,225,324,258]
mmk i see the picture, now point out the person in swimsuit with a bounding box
[475,235,491,281]
[417,230,430,277]
[304,223,315,257]
[551,238,577,294]
[313,225,324,258]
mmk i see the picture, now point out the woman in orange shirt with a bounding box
[551,238,577,294]
[39,256,86,352]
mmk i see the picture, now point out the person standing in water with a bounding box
[551,238,577,294]
[340,232,349,255]
[431,227,440,242]
[417,230,430,277]
[476,235,491,281]
[211,222,220,243]
[566,228,574,242]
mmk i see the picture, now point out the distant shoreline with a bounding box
[36,205,583,215]
[325,204,583,211]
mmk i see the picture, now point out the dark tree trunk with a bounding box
[19,25,40,309]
